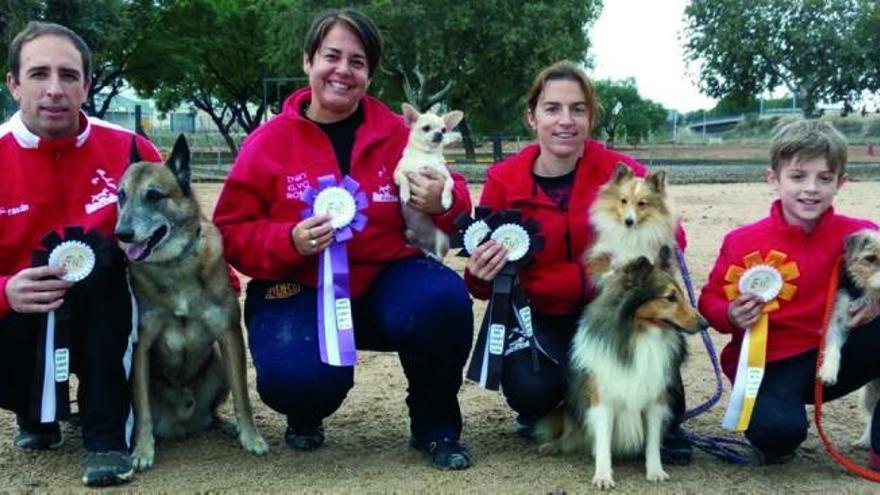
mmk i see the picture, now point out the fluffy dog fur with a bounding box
[817,229,880,448]
[536,250,706,489]
[115,136,268,471]
[586,163,677,280]
[394,103,463,259]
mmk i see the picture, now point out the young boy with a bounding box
[699,119,880,465]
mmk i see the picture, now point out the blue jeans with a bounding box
[244,256,473,443]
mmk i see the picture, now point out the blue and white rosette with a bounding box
[301,175,368,367]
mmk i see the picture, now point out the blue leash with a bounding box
[675,247,757,465]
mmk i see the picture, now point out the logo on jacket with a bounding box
[0,202,30,218]
[286,173,309,200]
[372,183,399,203]
[85,168,118,214]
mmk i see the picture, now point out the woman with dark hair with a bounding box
[213,8,474,470]
[464,61,692,464]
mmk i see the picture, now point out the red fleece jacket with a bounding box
[213,88,472,297]
[464,141,686,316]
[698,201,876,381]
[0,112,161,318]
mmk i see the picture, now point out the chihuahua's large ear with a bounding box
[646,169,667,195]
[612,162,633,184]
[402,103,420,127]
[166,134,192,196]
[442,110,464,131]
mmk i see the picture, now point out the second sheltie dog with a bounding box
[536,249,706,489]
[586,163,676,280]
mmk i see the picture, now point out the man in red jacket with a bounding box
[0,22,160,487]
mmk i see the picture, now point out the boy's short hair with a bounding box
[8,21,92,83]
[770,119,848,176]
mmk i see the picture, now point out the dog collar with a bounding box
[174,227,201,261]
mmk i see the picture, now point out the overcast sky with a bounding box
[588,0,717,112]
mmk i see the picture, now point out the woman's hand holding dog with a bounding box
[5,266,73,313]
[727,293,764,329]
[291,213,334,256]
[405,168,447,214]
[466,241,509,283]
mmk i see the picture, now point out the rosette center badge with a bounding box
[491,224,530,261]
[48,240,95,282]
[738,265,783,302]
[314,186,356,229]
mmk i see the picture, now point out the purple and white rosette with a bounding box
[301,175,368,367]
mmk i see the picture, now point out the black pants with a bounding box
[0,259,134,452]
[500,311,687,425]
[745,318,880,458]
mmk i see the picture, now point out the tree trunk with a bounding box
[459,117,476,161]
[220,131,238,156]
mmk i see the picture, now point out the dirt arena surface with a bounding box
[3,181,880,493]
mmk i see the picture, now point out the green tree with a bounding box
[1,0,157,118]
[266,0,601,159]
[594,78,667,147]
[683,0,868,118]
[855,1,880,101]
[127,0,276,154]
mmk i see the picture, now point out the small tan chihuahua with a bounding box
[394,103,463,259]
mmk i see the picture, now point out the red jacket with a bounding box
[698,201,876,380]
[213,88,472,297]
[0,111,161,318]
[465,141,685,316]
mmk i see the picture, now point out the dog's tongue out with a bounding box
[124,242,149,261]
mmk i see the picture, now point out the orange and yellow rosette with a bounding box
[721,250,799,431]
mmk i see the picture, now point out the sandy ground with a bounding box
[4,181,880,493]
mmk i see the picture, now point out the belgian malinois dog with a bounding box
[115,135,268,471]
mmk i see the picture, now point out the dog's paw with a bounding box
[131,442,156,471]
[646,466,670,482]
[240,431,269,455]
[592,470,615,490]
[537,442,560,456]
[817,359,840,386]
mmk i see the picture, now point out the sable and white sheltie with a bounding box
[536,250,706,489]
[586,163,677,280]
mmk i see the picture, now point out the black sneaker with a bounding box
[82,450,133,487]
[284,424,325,451]
[660,426,693,466]
[759,451,796,465]
[14,415,63,450]
[411,437,471,470]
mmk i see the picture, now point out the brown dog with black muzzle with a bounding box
[115,135,268,471]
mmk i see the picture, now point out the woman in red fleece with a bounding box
[463,61,691,463]
[212,8,473,470]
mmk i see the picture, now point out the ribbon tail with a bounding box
[722,315,768,431]
[317,248,339,366]
[331,242,356,366]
